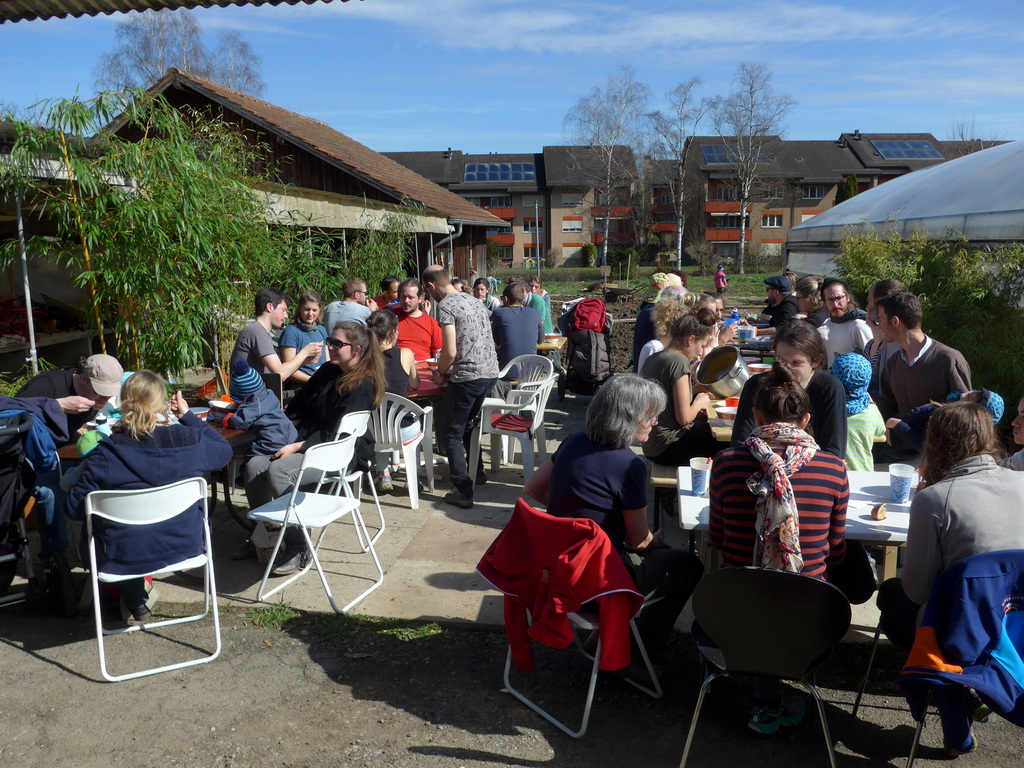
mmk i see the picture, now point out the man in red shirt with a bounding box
[393,278,442,361]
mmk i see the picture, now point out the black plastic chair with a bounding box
[680,567,852,768]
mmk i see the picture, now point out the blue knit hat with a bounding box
[831,353,872,416]
[230,359,263,401]
[947,388,1005,423]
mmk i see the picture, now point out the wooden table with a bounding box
[676,467,911,580]
[536,336,567,354]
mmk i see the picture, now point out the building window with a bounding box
[760,242,782,257]
[803,186,825,200]
[521,195,544,209]
[716,186,740,202]
[562,218,583,233]
[762,214,783,228]
[714,214,748,229]
[655,213,676,223]
[524,219,544,234]
[464,163,535,182]
[762,185,784,201]
[561,192,583,207]
[655,193,674,205]
[485,196,512,208]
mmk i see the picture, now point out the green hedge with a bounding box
[493,266,663,283]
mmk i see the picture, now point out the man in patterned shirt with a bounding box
[422,265,499,509]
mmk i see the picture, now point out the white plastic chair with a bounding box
[480,355,554,468]
[370,393,435,510]
[246,436,384,614]
[333,410,384,547]
[84,477,220,682]
[469,372,555,482]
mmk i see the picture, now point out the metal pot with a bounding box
[696,346,750,398]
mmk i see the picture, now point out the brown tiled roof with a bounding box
[136,68,503,226]
[1,0,357,24]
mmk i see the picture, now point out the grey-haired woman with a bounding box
[525,374,703,662]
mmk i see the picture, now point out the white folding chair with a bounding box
[246,436,384,614]
[470,372,555,482]
[370,393,435,510]
[333,410,384,547]
[84,477,220,682]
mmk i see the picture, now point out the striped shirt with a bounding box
[709,446,849,579]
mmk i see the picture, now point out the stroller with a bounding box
[0,411,75,615]
[556,297,613,401]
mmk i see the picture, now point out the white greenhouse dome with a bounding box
[786,140,1024,275]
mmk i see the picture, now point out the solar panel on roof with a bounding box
[464,163,535,182]
[872,140,943,160]
[700,145,734,164]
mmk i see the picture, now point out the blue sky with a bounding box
[2,0,1022,153]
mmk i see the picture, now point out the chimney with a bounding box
[853,130,861,140]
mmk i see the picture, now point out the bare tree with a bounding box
[94,9,265,96]
[212,30,266,95]
[648,77,705,269]
[564,65,652,266]
[707,62,794,273]
[945,115,1006,157]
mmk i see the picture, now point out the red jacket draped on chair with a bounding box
[477,498,643,671]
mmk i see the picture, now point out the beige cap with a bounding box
[81,354,124,397]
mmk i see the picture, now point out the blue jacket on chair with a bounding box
[900,549,1024,726]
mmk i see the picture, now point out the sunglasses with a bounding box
[327,338,354,350]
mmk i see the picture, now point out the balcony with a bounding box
[483,207,515,220]
[705,201,753,213]
[591,232,633,245]
[653,222,677,233]
[705,228,752,242]
[487,234,515,246]
[591,205,633,218]
[650,203,675,214]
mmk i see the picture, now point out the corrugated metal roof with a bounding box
[1,0,355,24]
[133,69,504,227]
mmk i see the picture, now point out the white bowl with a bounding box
[208,399,237,411]
[544,333,561,341]
[715,406,739,422]
[748,363,772,374]
[424,358,440,370]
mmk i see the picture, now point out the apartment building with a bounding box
[386,146,636,267]
[680,132,974,265]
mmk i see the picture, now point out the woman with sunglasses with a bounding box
[243,321,385,574]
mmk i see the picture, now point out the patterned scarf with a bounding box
[743,424,818,572]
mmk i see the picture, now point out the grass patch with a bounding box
[311,613,444,643]
[247,604,300,630]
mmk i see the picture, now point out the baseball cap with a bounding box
[81,354,124,397]
[764,275,792,292]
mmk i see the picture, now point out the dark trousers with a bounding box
[620,547,704,658]
[648,421,719,467]
[441,377,497,498]
[876,577,920,652]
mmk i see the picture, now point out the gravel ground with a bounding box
[2,602,1023,767]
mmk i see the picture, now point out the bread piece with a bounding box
[871,503,888,521]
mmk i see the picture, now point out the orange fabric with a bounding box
[904,625,964,674]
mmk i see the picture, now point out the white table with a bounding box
[676,468,913,580]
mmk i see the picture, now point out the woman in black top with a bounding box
[730,321,848,459]
[367,310,421,491]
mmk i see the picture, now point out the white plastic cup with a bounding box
[690,457,711,497]
[889,463,916,504]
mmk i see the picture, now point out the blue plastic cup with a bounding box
[889,463,916,504]
[690,457,710,497]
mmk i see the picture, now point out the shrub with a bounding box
[836,228,1024,408]
[581,243,598,268]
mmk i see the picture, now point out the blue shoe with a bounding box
[748,696,805,735]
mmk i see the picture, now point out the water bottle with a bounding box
[723,310,740,328]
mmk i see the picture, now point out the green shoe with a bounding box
[748,696,805,735]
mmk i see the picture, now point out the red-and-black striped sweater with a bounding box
[708,447,849,579]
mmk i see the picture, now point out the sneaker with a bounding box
[443,491,474,509]
[231,539,257,560]
[376,473,394,494]
[748,696,805,735]
[944,732,976,757]
[272,549,309,576]
[968,689,991,723]
[475,467,488,485]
